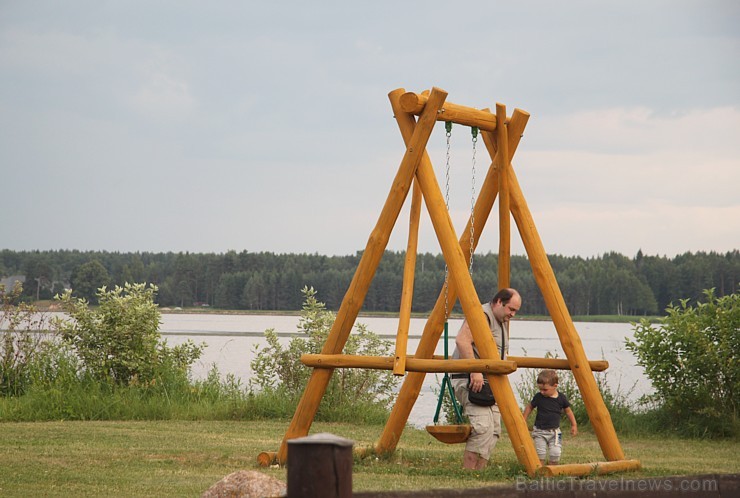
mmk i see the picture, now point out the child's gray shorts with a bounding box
[531,426,563,462]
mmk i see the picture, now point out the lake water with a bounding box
[160,313,651,428]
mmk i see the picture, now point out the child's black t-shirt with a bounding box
[530,392,570,429]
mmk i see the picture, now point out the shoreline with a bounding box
[31,300,661,324]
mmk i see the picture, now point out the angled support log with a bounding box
[507,162,626,462]
[377,96,540,474]
[495,103,511,288]
[393,179,422,376]
[376,107,530,456]
[274,87,449,464]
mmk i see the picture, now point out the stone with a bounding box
[201,470,287,498]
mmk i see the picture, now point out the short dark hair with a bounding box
[537,369,559,386]
[492,288,518,306]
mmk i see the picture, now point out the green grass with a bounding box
[0,420,737,497]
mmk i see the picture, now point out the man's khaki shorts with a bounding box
[452,378,501,461]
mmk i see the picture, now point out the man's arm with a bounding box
[454,320,484,392]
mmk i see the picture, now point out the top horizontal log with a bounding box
[399,91,515,132]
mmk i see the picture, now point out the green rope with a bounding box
[432,321,465,425]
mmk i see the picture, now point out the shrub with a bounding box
[625,289,738,437]
[0,282,54,396]
[250,286,399,422]
[53,283,204,386]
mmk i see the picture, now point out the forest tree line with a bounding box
[1,248,738,316]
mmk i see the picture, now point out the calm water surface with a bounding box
[161,313,651,428]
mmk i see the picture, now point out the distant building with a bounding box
[0,275,26,290]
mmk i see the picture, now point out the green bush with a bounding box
[250,286,399,423]
[53,283,204,385]
[626,289,739,437]
[0,282,54,396]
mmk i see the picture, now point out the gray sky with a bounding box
[1,1,738,258]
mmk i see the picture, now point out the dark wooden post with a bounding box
[287,433,354,498]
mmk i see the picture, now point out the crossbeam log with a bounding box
[422,355,609,372]
[301,354,517,374]
[399,91,499,132]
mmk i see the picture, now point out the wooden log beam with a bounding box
[257,451,277,467]
[393,179,422,376]
[509,356,608,372]
[422,355,609,372]
[496,103,511,288]
[507,160,626,462]
[413,104,541,476]
[399,91,498,132]
[376,106,530,457]
[274,87,448,465]
[540,459,642,477]
[301,354,517,374]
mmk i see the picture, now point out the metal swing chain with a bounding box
[470,126,478,275]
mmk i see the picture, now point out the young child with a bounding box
[522,369,578,465]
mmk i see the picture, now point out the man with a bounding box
[451,287,521,470]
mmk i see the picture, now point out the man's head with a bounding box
[490,288,521,323]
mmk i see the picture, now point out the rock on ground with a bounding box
[201,470,286,498]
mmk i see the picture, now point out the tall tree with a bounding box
[70,260,110,303]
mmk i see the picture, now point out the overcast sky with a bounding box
[1,1,738,259]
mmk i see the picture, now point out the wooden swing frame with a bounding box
[258,87,641,478]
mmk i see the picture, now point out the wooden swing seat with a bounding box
[425,424,471,444]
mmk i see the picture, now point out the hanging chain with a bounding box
[469,126,478,276]
[443,121,452,319]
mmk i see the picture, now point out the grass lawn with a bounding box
[1,420,738,497]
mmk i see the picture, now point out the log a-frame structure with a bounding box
[259,87,641,477]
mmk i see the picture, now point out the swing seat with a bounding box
[425,424,471,444]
